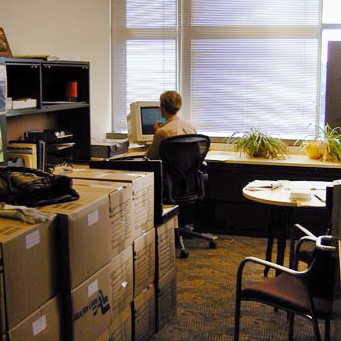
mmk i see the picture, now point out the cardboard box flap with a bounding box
[69,168,150,182]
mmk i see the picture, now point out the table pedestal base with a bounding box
[264,206,293,276]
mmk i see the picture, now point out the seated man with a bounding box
[146,90,197,160]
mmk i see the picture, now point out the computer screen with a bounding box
[127,101,165,145]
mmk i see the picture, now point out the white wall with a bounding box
[0,0,111,140]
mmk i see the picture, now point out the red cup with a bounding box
[66,81,78,101]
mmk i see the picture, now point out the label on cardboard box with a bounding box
[88,209,99,226]
[25,229,40,249]
[32,315,47,336]
[88,279,99,297]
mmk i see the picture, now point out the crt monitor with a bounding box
[127,101,165,145]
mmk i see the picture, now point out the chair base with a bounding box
[176,224,218,258]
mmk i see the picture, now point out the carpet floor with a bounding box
[151,235,320,341]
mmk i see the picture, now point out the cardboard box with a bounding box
[96,304,132,341]
[156,215,177,280]
[64,263,112,341]
[8,295,63,341]
[155,269,177,332]
[67,168,154,241]
[109,305,132,341]
[0,217,58,331]
[133,229,156,298]
[109,245,133,315]
[132,285,155,341]
[40,192,111,290]
[95,328,110,341]
[72,178,134,259]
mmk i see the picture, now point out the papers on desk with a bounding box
[281,181,333,191]
[205,151,232,161]
[244,180,282,191]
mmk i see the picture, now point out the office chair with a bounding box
[159,134,217,258]
[288,184,334,268]
[234,234,337,341]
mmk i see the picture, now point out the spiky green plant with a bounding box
[297,124,341,162]
[226,128,287,159]
[319,124,341,162]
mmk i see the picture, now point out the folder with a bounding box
[7,142,38,169]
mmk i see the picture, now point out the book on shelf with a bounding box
[7,140,46,171]
[11,98,37,110]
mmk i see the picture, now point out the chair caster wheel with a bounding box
[209,241,217,249]
[180,249,189,258]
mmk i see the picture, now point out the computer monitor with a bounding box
[127,101,165,145]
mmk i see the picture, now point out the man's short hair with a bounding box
[160,90,182,115]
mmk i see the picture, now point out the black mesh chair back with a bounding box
[159,134,216,258]
[159,134,210,205]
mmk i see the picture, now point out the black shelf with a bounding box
[4,58,91,164]
[6,102,90,117]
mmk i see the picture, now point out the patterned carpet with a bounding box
[152,235,319,341]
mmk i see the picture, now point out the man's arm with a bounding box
[145,131,165,160]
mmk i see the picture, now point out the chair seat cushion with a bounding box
[241,273,332,318]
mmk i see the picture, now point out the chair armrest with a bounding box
[294,223,317,239]
[239,256,303,276]
[316,235,336,251]
[235,255,312,295]
[235,256,308,294]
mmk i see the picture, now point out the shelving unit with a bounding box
[3,57,91,164]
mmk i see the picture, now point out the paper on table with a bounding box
[244,180,282,191]
[281,181,333,190]
[205,151,232,161]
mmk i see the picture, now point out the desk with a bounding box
[242,180,331,275]
[104,147,341,237]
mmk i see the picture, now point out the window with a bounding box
[112,1,177,131]
[112,0,339,140]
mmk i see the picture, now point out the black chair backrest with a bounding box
[159,134,210,205]
[305,242,336,301]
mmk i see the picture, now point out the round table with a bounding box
[242,180,331,275]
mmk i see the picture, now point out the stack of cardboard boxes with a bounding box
[67,168,158,341]
[40,189,113,340]
[155,213,178,332]
[0,167,177,340]
[0,217,61,340]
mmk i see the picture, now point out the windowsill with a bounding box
[211,142,303,155]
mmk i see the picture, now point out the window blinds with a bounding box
[112,0,321,139]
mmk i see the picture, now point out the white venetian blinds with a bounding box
[112,0,321,139]
[112,0,178,131]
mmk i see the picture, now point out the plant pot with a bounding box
[303,141,323,160]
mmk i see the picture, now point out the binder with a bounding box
[7,141,45,170]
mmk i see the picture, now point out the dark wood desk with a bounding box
[98,148,341,239]
[195,158,341,238]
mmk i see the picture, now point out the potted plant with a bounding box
[226,128,287,159]
[300,124,341,162]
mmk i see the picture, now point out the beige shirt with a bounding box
[146,116,197,160]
